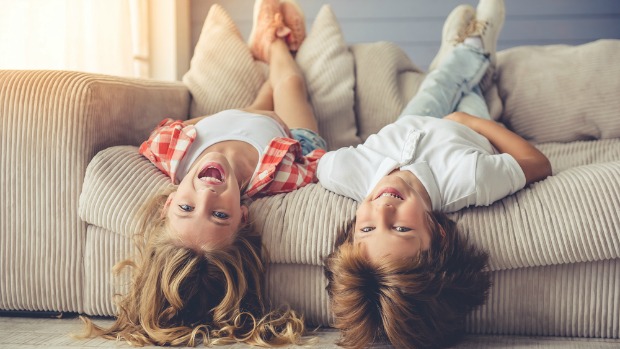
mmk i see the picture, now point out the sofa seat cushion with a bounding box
[80,139,620,272]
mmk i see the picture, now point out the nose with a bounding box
[199,186,217,194]
[198,187,216,193]
[374,201,394,211]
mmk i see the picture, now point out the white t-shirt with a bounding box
[175,109,288,182]
[317,115,526,213]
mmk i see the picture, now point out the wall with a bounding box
[190,0,620,70]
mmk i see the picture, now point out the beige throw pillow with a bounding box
[495,39,620,143]
[182,4,266,118]
[296,5,360,149]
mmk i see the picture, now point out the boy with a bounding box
[320,1,551,348]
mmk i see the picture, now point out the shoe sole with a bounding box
[476,0,506,63]
[280,0,306,50]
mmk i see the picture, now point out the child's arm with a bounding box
[444,112,552,185]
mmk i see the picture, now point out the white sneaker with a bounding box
[471,0,505,65]
[428,4,475,71]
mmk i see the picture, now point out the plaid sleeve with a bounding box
[139,118,196,183]
[245,138,326,198]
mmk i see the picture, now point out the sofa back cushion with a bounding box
[491,39,620,143]
[182,4,266,118]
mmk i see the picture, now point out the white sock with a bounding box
[464,36,483,50]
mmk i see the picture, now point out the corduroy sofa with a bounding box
[2,4,619,347]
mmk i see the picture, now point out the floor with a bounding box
[1,315,620,349]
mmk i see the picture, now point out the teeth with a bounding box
[380,193,402,200]
[201,176,222,183]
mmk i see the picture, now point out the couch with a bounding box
[2,4,619,346]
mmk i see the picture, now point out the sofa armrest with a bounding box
[0,70,189,313]
[3,70,188,150]
[1,70,190,153]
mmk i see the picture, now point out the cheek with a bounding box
[404,201,427,218]
[355,203,371,220]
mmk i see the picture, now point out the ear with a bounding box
[240,205,249,224]
[161,192,175,218]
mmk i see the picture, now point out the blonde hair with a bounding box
[79,187,306,346]
[324,212,491,349]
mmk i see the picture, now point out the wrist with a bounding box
[451,112,478,130]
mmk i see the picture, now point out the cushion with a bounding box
[491,39,620,144]
[295,5,360,149]
[350,42,426,140]
[182,4,266,117]
[81,140,620,272]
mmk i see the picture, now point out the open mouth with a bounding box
[373,187,404,201]
[198,162,225,184]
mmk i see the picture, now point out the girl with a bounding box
[79,0,320,346]
[322,1,552,348]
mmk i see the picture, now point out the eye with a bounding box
[359,227,374,233]
[212,211,229,220]
[178,204,194,212]
[394,226,412,232]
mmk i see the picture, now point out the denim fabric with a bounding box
[399,44,491,120]
[291,128,328,155]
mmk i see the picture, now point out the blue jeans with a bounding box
[399,44,491,120]
[290,128,328,155]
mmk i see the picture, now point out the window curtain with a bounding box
[0,0,150,78]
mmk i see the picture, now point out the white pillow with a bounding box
[296,5,360,149]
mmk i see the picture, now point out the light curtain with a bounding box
[0,0,150,78]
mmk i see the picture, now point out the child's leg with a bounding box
[454,87,492,120]
[249,0,318,133]
[268,38,318,133]
[400,0,504,120]
[399,44,489,119]
[247,80,274,111]
[452,0,505,120]
[268,38,327,154]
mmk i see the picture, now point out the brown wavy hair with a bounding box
[78,187,306,346]
[324,212,491,349]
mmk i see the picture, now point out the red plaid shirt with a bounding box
[139,118,325,198]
